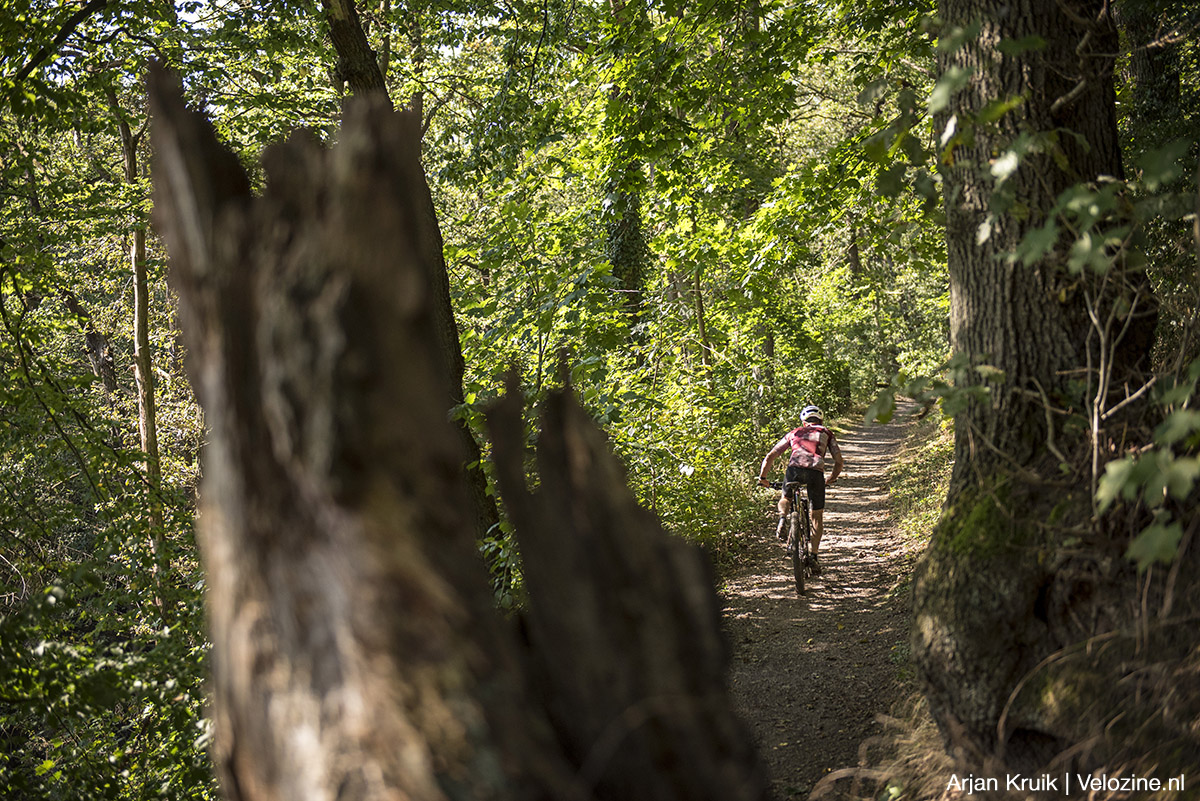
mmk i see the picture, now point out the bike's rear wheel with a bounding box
[789,510,805,596]
[800,500,813,564]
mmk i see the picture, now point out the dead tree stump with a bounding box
[149,67,768,801]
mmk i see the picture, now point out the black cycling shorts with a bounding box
[785,465,826,511]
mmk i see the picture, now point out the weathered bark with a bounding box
[321,0,498,543]
[488,381,769,801]
[149,67,767,801]
[939,0,1140,487]
[913,0,1165,772]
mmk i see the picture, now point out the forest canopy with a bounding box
[2,0,1198,798]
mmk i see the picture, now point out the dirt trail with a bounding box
[724,409,917,800]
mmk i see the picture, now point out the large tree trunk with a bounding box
[148,67,767,801]
[913,0,1173,773]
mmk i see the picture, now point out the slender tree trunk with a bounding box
[604,0,648,325]
[62,291,118,397]
[107,84,167,614]
[377,0,391,78]
[846,225,862,283]
[1117,0,1182,140]
[1116,0,1199,367]
[693,269,712,375]
[397,0,425,119]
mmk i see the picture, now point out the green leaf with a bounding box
[1159,378,1198,407]
[1154,409,1200,446]
[856,78,888,106]
[1137,138,1192,192]
[1096,457,1135,513]
[1016,221,1059,266]
[1067,231,1101,273]
[996,36,1046,56]
[877,163,907,198]
[913,169,939,201]
[865,390,895,424]
[975,364,1005,382]
[863,128,893,164]
[928,67,971,115]
[1162,456,1200,501]
[990,150,1020,183]
[976,215,993,245]
[900,132,927,165]
[937,21,981,54]
[1126,522,1183,572]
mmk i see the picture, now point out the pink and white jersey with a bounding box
[768,424,838,470]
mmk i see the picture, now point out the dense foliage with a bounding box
[1,0,1196,797]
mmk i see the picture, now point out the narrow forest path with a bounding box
[724,409,917,800]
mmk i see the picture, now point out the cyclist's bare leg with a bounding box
[811,509,824,556]
[775,495,791,541]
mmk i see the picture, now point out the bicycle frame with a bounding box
[770,479,814,596]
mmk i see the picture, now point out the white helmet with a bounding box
[801,404,822,422]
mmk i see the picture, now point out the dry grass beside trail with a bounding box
[723,406,922,800]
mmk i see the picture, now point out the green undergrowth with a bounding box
[886,408,954,549]
[650,463,764,570]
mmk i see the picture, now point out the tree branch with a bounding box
[11,0,109,85]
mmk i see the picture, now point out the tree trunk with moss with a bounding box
[149,68,768,801]
[912,0,1185,774]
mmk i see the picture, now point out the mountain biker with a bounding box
[756,404,843,574]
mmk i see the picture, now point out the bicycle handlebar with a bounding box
[757,478,801,491]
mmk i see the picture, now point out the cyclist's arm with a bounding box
[826,438,844,485]
[758,437,789,485]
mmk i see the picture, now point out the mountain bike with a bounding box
[768,479,815,596]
